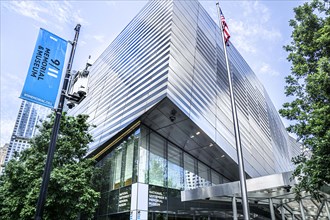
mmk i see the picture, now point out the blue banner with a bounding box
[20,28,67,108]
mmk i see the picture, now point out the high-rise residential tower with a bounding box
[69,1,319,219]
[4,100,50,164]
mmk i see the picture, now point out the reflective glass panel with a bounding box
[112,147,123,189]
[138,126,149,183]
[149,132,166,187]
[124,140,134,186]
[167,143,183,190]
[184,153,197,189]
[198,161,211,187]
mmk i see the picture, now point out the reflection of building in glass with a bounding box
[70,0,302,219]
[4,100,50,163]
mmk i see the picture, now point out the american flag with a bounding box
[220,8,230,45]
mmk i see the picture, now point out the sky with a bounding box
[0,0,305,147]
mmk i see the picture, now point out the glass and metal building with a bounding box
[4,100,50,163]
[69,0,324,219]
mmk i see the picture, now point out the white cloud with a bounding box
[0,72,22,146]
[1,72,24,98]
[93,35,105,43]
[242,1,270,23]
[47,2,86,25]
[227,1,282,54]
[80,40,87,46]
[259,63,280,77]
[233,38,257,54]
[3,1,87,26]
[0,118,14,147]
[3,1,48,23]
[201,1,282,55]
[229,19,281,54]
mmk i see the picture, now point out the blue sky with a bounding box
[0,0,304,147]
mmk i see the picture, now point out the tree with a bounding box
[280,0,330,200]
[0,113,100,219]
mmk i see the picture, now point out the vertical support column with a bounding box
[281,201,285,220]
[232,196,238,220]
[131,183,148,220]
[299,200,306,220]
[325,200,330,220]
[269,198,275,220]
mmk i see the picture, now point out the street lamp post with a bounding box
[35,24,81,220]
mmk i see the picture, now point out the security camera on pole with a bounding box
[66,55,93,109]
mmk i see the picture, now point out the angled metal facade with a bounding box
[167,0,292,177]
[70,0,294,178]
[70,0,173,151]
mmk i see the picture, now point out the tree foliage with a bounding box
[280,0,330,200]
[0,113,100,219]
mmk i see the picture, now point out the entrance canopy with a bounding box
[181,172,330,219]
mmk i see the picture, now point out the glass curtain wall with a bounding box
[141,125,228,189]
[95,129,140,219]
[95,125,229,219]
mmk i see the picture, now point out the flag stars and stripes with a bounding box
[220,8,230,45]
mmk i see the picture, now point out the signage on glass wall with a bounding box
[118,187,131,212]
[148,187,167,207]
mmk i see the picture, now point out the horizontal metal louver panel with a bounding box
[71,0,293,176]
[71,1,173,150]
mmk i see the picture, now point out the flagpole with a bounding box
[35,24,81,220]
[216,3,250,219]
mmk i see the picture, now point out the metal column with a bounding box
[269,198,275,220]
[233,196,238,220]
[299,200,306,220]
[281,201,285,220]
[325,201,330,220]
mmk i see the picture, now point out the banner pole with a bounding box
[35,24,81,220]
[216,3,250,219]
